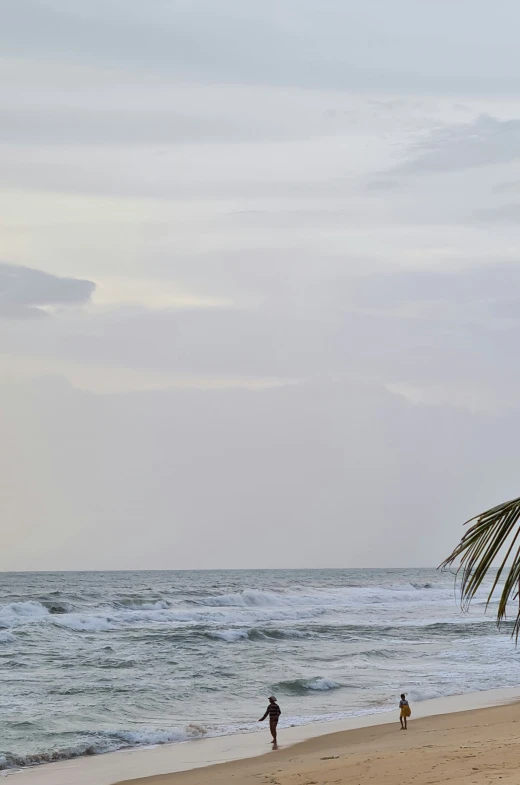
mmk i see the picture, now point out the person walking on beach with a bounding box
[399,694,411,730]
[259,696,281,748]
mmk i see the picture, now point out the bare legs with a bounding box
[270,719,278,748]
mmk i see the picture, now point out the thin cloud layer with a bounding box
[0,263,95,318]
[394,115,520,175]
[2,1,520,569]
[3,1,520,93]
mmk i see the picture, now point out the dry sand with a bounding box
[116,701,520,785]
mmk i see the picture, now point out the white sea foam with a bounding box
[106,724,208,745]
[274,677,344,695]
[0,726,211,770]
[306,678,342,691]
[206,629,250,642]
[52,615,116,632]
[405,687,446,702]
[205,589,289,608]
[203,584,462,612]
[0,601,49,629]
[116,600,170,611]
[0,594,497,638]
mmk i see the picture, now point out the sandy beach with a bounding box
[116,698,520,785]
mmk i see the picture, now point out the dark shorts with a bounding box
[269,717,279,732]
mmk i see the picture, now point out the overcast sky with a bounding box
[2,1,520,571]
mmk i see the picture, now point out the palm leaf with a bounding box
[439,496,520,640]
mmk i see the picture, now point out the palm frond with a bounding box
[439,496,520,640]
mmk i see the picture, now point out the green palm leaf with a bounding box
[439,496,520,640]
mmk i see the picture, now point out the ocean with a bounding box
[1,568,518,771]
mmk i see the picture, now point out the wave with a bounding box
[204,627,312,642]
[357,648,394,659]
[306,678,342,691]
[205,629,249,642]
[201,584,462,611]
[41,600,75,614]
[418,621,512,636]
[273,677,342,695]
[204,590,290,608]
[249,627,310,640]
[53,614,119,632]
[113,599,171,611]
[54,605,329,632]
[0,594,507,639]
[0,724,210,771]
[0,601,49,628]
[0,603,325,634]
[102,724,208,745]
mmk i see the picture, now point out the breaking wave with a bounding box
[274,677,343,695]
[0,724,210,770]
[0,601,49,628]
[0,594,503,639]
[204,590,293,607]
[113,599,171,611]
[205,627,311,642]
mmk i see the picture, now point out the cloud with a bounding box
[3,1,520,570]
[394,115,520,175]
[0,262,95,318]
[0,353,296,394]
[0,80,347,147]
[3,258,520,413]
[3,1,520,93]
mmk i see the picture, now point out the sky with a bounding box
[2,1,520,570]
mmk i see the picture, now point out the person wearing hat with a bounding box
[258,695,281,748]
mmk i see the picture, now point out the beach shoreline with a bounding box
[118,693,520,785]
[8,686,520,785]
[3,570,514,782]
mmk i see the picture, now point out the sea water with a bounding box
[1,568,518,770]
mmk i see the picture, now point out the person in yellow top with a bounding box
[399,694,411,730]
